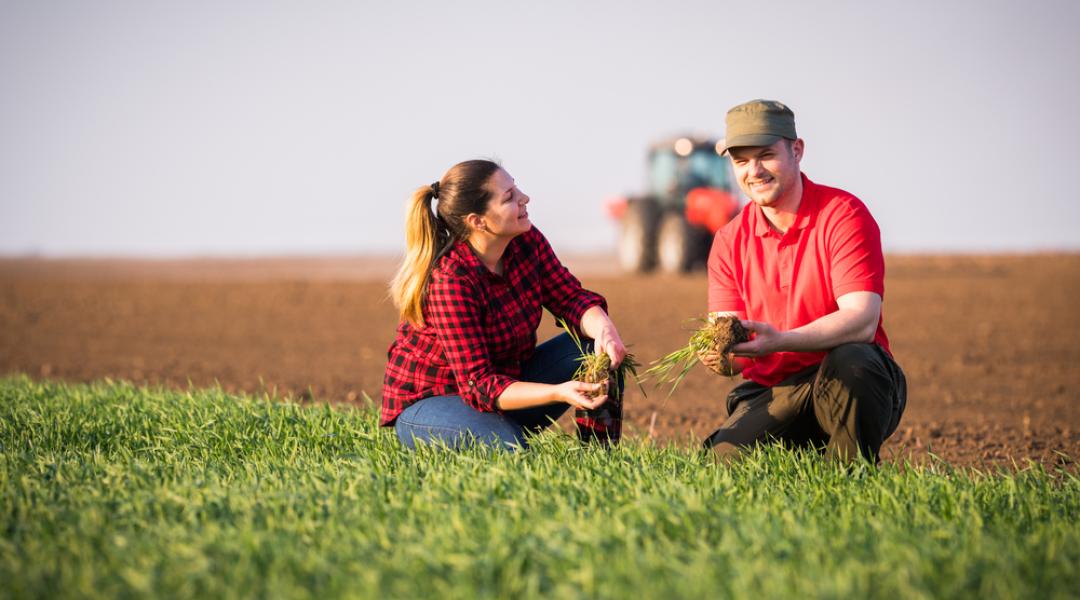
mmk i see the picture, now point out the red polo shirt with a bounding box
[707,174,891,387]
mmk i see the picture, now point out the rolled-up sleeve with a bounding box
[425,271,516,412]
[827,200,885,299]
[532,228,607,326]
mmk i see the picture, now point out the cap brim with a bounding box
[720,133,783,155]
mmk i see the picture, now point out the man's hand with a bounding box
[731,320,786,357]
[698,349,735,375]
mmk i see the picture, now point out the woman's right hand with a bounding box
[555,381,607,410]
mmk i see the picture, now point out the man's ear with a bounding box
[791,138,805,162]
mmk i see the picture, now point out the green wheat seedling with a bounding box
[558,319,645,401]
[644,316,750,396]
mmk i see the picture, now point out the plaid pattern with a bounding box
[381,226,607,426]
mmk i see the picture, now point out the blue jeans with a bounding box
[395,333,587,451]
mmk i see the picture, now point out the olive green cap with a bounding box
[720,99,797,154]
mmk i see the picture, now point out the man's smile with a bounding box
[748,177,775,190]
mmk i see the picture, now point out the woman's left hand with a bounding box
[581,306,627,367]
[593,322,627,368]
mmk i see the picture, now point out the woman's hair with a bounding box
[389,159,501,326]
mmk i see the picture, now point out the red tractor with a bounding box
[606,136,743,273]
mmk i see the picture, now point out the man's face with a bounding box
[728,139,804,208]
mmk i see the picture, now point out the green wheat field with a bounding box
[1,375,1078,599]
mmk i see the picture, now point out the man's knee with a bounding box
[818,343,887,390]
[815,343,901,461]
[703,392,784,454]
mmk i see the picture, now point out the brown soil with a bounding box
[711,316,750,352]
[2,254,1078,470]
[706,316,751,376]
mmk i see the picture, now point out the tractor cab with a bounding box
[648,137,730,207]
[607,136,743,273]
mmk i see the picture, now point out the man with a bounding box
[701,99,906,463]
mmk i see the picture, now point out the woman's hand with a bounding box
[554,381,607,410]
[580,306,627,367]
[593,324,627,367]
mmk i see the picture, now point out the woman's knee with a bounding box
[395,397,527,451]
[397,419,526,451]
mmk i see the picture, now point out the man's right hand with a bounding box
[698,349,745,376]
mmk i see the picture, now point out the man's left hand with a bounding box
[731,320,786,357]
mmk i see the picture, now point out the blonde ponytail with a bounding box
[390,186,443,327]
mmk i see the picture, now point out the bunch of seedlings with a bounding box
[644,315,751,395]
[559,320,645,444]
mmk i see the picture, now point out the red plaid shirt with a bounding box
[381,226,607,426]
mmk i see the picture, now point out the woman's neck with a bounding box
[467,233,511,275]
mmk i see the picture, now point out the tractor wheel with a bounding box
[657,212,696,273]
[618,201,658,273]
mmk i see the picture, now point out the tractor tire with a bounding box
[618,201,658,273]
[657,212,697,274]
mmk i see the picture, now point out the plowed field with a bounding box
[2,254,1077,469]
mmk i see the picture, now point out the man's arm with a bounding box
[732,291,881,357]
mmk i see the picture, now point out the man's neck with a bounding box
[760,176,804,234]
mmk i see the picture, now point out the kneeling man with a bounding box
[702,99,906,463]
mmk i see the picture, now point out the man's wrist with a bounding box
[781,329,809,353]
[772,330,793,354]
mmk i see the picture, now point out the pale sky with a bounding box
[2,0,1078,256]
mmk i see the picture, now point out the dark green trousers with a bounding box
[704,343,907,463]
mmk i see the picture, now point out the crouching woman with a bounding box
[382,159,627,450]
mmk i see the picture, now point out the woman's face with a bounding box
[479,168,531,238]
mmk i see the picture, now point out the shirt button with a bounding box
[469,379,476,387]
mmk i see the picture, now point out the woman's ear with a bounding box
[464,213,487,233]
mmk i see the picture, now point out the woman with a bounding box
[383,159,628,450]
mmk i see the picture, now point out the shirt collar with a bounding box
[752,173,817,237]
[445,233,526,278]
[790,174,818,232]
[447,238,484,274]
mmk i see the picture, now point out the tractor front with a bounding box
[606,136,742,273]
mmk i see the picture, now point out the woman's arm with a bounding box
[530,228,609,326]
[494,305,628,410]
[427,272,518,413]
[495,380,607,411]
[580,305,628,367]
[528,228,627,365]
[429,264,611,413]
